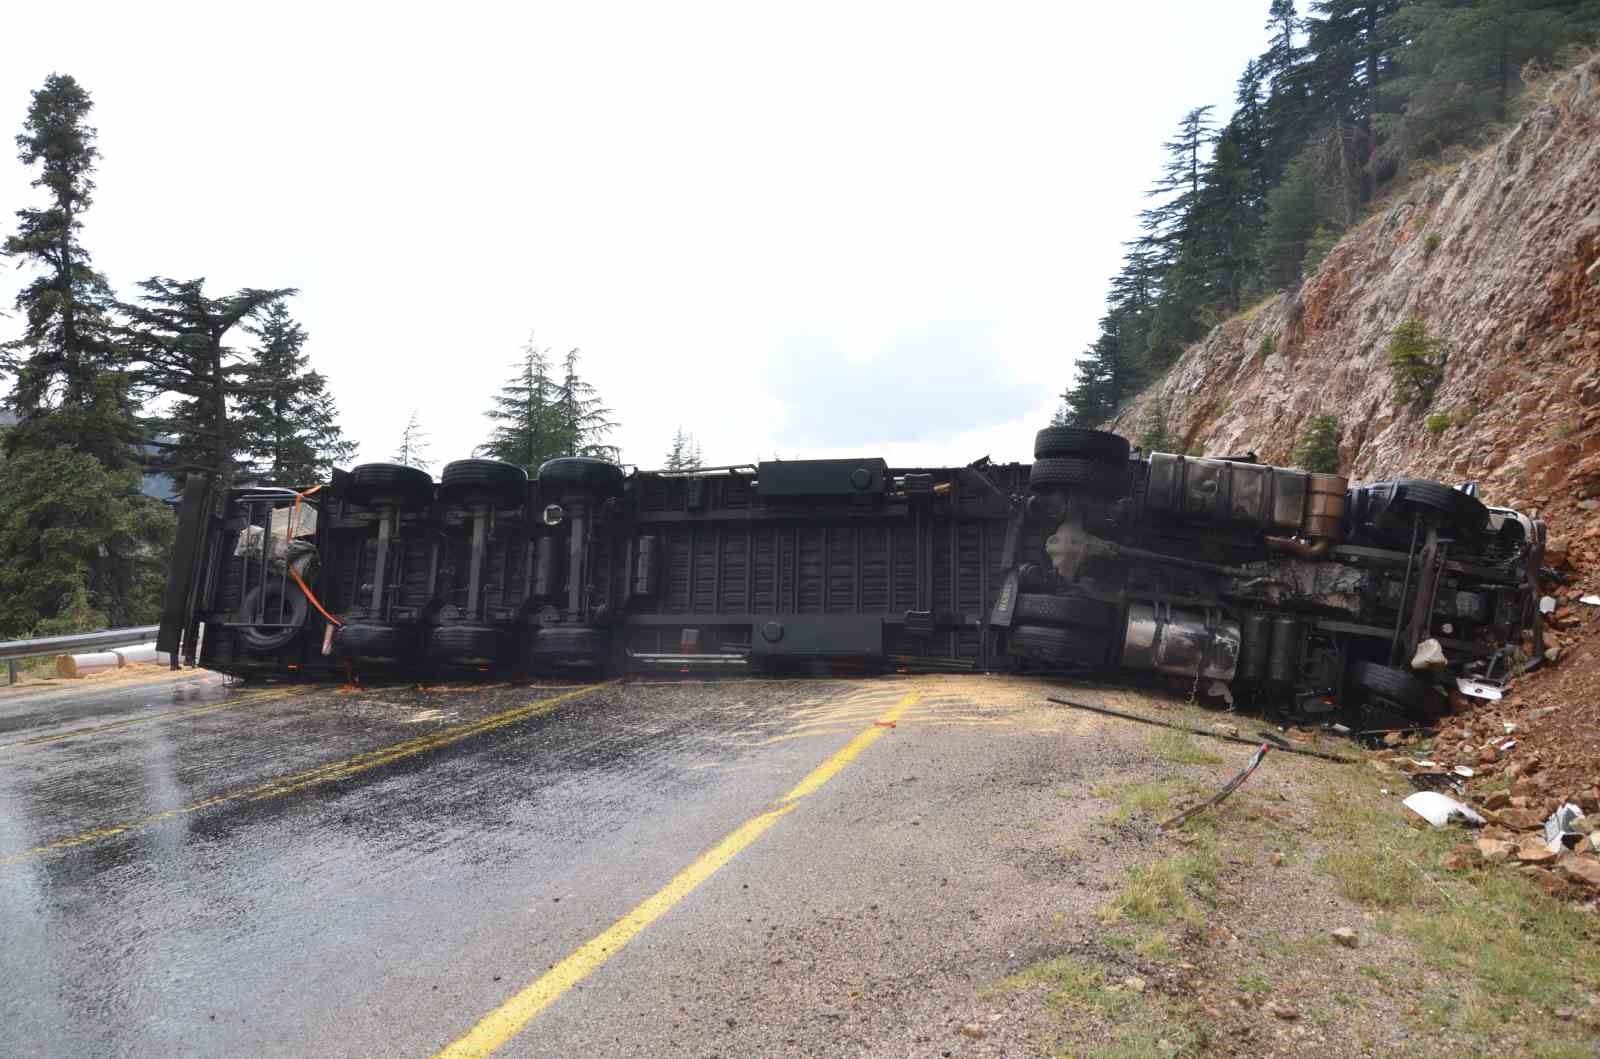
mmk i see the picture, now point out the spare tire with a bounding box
[236,582,309,653]
[537,456,625,496]
[1009,623,1111,666]
[1029,457,1129,495]
[440,459,529,502]
[428,623,503,664]
[334,622,411,662]
[1033,426,1130,465]
[347,463,434,506]
[1014,593,1118,629]
[1360,479,1489,540]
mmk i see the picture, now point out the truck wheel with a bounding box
[440,459,529,503]
[236,583,308,652]
[1010,623,1110,666]
[1349,661,1428,710]
[1028,458,1129,495]
[334,623,410,661]
[529,626,609,671]
[1360,479,1489,539]
[1013,593,1117,630]
[537,457,625,497]
[347,463,434,506]
[428,623,502,664]
[1033,426,1130,465]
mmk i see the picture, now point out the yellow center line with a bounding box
[0,682,613,867]
[0,687,300,751]
[433,687,922,1059]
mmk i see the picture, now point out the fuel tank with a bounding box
[1120,601,1241,682]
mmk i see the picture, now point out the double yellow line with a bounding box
[0,687,298,751]
[434,688,921,1059]
[0,683,611,867]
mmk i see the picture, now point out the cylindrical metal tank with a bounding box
[1304,474,1348,540]
[1238,612,1272,682]
[532,537,557,598]
[1121,601,1241,681]
[1142,453,1308,532]
[1267,615,1300,684]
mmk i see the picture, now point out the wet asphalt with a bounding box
[0,666,1184,1058]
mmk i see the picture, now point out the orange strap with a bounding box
[284,485,342,627]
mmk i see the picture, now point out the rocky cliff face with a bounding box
[1107,55,1600,554]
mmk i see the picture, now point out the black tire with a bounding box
[347,463,434,506]
[440,459,529,502]
[1033,426,1130,465]
[1014,593,1118,629]
[1029,457,1129,495]
[1361,479,1489,539]
[1009,623,1111,666]
[537,457,625,496]
[529,626,609,670]
[334,622,412,661]
[1349,661,1429,709]
[236,582,309,653]
[428,623,503,664]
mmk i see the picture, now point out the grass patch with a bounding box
[999,956,1210,1059]
[1097,778,1204,824]
[1147,729,1225,766]
[1236,971,1273,995]
[1305,769,1600,1050]
[1101,832,1220,928]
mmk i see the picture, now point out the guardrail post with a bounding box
[8,660,18,685]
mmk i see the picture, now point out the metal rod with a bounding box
[371,505,394,618]
[1389,513,1421,665]
[1043,696,1355,763]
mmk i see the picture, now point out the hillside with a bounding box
[1107,55,1600,545]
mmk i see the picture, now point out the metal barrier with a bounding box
[0,626,161,684]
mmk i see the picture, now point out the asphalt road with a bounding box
[0,666,1178,1058]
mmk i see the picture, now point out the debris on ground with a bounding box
[1160,743,1271,830]
[1402,791,1486,828]
[1330,927,1359,948]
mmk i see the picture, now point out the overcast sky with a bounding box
[1,1,1270,471]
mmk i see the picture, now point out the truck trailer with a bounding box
[156,426,1546,728]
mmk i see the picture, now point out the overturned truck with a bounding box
[157,426,1546,726]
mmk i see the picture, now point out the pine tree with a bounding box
[121,277,293,486]
[554,347,619,461]
[476,336,565,472]
[235,302,355,484]
[1294,413,1342,471]
[664,428,704,470]
[1,74,135,466]
[0,73,171,637]
[394,410,432,470]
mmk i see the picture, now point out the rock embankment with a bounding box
[1107,55,1600,557]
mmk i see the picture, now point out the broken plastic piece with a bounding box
[1539,595,1557,615]
[1580,595,1600,606]
[1542,803,1586,853]
[1455,676,1503,701]
[1402,791,1486,828]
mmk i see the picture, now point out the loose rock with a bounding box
[1330,927,1359,948]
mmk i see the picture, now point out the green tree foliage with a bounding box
[394,409,432,470]
[121,277,293,486]
[1387,315,1448,402]
[1294,413,1343,470]
[664,428,703,470]
[1062,0,1600,424]
[0,74,172,637]
[0,443,174,637]
[235,303,355,484]
[0,73,130,462]
[1136,398,1178,453]
[477,337,619,470]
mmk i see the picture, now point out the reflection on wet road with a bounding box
[2,668,974,1056]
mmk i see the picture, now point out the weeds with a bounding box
[1147,729,1225,766]
[1425,412,1452,434]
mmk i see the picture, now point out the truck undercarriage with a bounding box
[156,426,1546,730]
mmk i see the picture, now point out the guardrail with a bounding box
[0,625,161,684]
